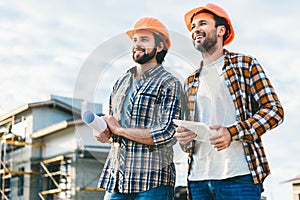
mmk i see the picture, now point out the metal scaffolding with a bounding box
[0,107,106,199]
[0,133,43,200]
[38,155,72,200]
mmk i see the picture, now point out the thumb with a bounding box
[209,124,222,130]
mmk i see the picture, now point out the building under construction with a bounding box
[282,175,300,200]
[0,95,110,200]
[1,94,279,200]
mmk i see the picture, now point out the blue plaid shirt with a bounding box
[98,65,184,193]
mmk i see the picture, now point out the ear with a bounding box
[156,42,164,53]
[217,25,226,38]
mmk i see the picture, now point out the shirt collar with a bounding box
[127,65,164,79]
[203,55,224,76]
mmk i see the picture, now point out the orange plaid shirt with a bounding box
[184,49,284,184]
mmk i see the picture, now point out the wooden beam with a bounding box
[40,162,61,189]
[38,193,46,200]
[78,187,105,192]
[0,189,9,200]
[42,155,65,164]
[0,170,40,176]
[2,140,44,147]
[40,188,62,195]
[0,117,12,127]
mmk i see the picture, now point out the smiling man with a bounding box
[94,17,184,200]
[175,3,284,200]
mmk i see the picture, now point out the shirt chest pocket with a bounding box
[138,92,160,106]
[134,91,162,117]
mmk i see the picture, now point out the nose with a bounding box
[192,24,202,33]
[132,38,142,46]
[191,28,201,40]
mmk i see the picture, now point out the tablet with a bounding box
[173,119,213,141]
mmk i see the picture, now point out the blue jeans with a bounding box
[104,185,174,200]
[188,174,262,200]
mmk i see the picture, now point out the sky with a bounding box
[0,0,299,199]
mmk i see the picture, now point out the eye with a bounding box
[191,24,195,30]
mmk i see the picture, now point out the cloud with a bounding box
[0,1,299,199]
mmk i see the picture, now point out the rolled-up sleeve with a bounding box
[150,81,183,147]
[227,58,284,142]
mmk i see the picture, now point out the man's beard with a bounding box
[193,30,218,53]
[132,46,157,64]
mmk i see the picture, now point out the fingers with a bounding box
[176,126,188,132]
[101,115,120,134]
[102,115,114,125]
[209,132,231,151]
[210,135,229,151]
[207,125,232,151]
[175,126,197,145]
[209,124,222,130]
[95,128,112,143]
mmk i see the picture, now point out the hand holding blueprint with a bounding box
[82,111,107,133]
[173,119,213,141]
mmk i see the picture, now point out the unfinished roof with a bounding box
[281,174,300,184]
[0,98,81,122]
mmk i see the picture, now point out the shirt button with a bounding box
[111,169,115,176]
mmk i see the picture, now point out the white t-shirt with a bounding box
[189,56,250,181]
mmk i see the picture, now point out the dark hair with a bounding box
[153,33,168,64]
[197,10,230,45]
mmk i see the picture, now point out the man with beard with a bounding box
[95,17,184,200]
[174,3,284,200]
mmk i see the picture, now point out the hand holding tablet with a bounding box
[173,119,213,141]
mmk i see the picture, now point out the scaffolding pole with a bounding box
[0,134,44,200]
[38,155,71,199]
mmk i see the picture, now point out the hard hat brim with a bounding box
[126,28,171,49]
[184,4,234,46]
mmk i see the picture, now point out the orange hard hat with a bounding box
[184,3,234,45]
[126,17,171,49]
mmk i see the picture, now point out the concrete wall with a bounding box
[74,156,107,200]
[42,127,77,158]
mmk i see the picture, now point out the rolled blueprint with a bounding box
[82,111,107,133]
